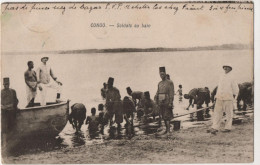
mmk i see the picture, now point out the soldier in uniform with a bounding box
[1,77,19,150]
[155,67,174,135]
[106,77,123,133]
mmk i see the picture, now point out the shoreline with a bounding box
[2,114,254,164]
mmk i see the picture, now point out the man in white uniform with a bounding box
[37,57,62,105]
[209,64,239,134]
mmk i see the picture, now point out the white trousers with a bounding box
[212,100,233,130]
[39,82,62,106]
[26,85,37,104]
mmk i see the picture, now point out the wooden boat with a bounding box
[3,100,70,152]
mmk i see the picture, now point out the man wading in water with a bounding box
[105,77,123,135]
[155,67,174,136]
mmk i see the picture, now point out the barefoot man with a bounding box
[155,67,174,135]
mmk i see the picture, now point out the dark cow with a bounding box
[68,103,87,132]
[237,82,253,110]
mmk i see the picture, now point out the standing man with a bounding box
[106,77,123,133]
[101,82,107,100]
[37,57,62,105]
[24,61,37,107]
[209,64,239,134]
[155,67,174,135]
[1,78,19,149]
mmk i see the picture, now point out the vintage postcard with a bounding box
[1,1,254,164]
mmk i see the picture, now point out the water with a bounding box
[2,49,253,155]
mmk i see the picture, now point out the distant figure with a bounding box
[237,82,253,111]
[175,85,183,103]
[106,77,123,133]
[184,87,210,121]
[209,64,239,134]
[166,74,170,80]
[1,77,19,133]
[98,104,106,135]
[126,87,145,108]
[122,96,135,138]
[155,67,174,136]
[86,108,100,138]
[143,91,160,123]
[37,57,63,105]
[101,83,107,100]
[68,103,87,132]
[24,61,37,107]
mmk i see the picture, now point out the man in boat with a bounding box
[155,67,174,136]
[143,91,160,123]
[209,64,239,134]
[1,77,19,148]
[106,77,123,134]
[37,57,63,105]
[101,82,107,99]
[122,96,136,138]
[24,61,38,107]
[184,87,210,121]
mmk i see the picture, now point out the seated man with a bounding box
[37,57,63,105]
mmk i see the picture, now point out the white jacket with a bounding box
[216,72,239,101]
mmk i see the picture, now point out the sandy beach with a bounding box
[2,113,253,164]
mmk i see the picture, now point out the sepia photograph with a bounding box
[1,1,255,164]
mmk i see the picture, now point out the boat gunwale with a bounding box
[19,101,69,112]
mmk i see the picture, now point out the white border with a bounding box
[0,0,259,165]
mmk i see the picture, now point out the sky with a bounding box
[1,2,253,53]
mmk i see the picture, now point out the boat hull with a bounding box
[3,101,70,152]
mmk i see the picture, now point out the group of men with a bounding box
[1,57,63,143]
[1,60,253,139]
[99,66,175,136]
[24,57,63,107]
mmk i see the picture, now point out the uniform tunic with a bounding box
[24,69,37,103]
[106,87,123,124]
[1,88,19,133]
[155,79,174,120]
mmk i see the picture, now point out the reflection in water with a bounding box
[7,105,253,157]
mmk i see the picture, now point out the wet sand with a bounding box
[2,112,253,164]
